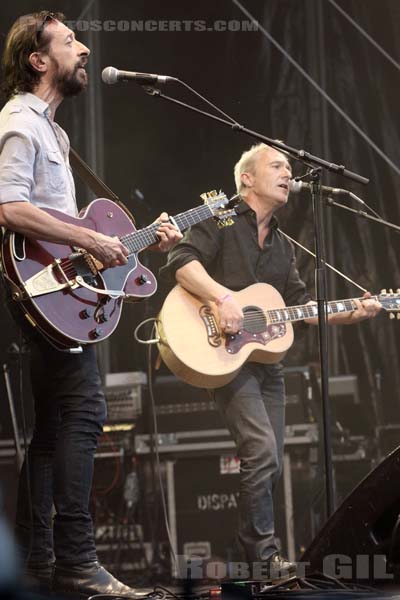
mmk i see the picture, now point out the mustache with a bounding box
[75,60,87,71]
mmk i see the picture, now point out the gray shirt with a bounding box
[0,92,77,217]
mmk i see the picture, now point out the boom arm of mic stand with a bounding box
[141,85,369,186]
[326,198,400,234]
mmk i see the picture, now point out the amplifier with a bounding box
[140,368,316,434]
[104,371,146,423]
[141,375,221,432]
[134,424,318,457]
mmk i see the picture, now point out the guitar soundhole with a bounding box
[243,305,266,334]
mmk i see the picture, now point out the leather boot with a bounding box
[52,561,137,598]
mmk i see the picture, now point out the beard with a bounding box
[50,55,88,97]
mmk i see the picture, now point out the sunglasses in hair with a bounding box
[36,11,57,42]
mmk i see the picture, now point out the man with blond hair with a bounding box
[162,142,380,580]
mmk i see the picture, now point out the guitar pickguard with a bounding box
[225,323,286,354]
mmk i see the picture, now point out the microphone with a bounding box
[290,180,347,196]
[101,66,175,85]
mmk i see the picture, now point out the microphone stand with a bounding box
[326,198,400,234]
[309,174,335,517]
[142,84,369,185]
[139,82,370,518]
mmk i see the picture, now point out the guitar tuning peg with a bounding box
[381,289,387,294]
[389,288,394,294]
[217,217,234,230]
[200,190,217,202]
[390,312,395,319]
[397,289,400,294]
[397,313,400,320]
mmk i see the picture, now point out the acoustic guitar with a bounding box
[157,282,399,388]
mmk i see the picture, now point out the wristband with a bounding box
[215,293,232,306]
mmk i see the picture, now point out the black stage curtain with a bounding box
[0,0,399,429]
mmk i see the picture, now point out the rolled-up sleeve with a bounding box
[160,219,221,284]
[0,132,35,204]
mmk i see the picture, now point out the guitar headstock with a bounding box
[379,288,400,319]
[201,190,239,229]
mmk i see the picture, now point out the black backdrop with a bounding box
[1,0,400,434]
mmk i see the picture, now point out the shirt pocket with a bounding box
[44,150,67,192]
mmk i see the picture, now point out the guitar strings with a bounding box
[120,204,214,254]
[237,296,376,326]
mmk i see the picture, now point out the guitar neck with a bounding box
[267,296,377,324]
[119,204,214,254]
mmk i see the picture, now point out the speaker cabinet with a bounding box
[301,446,400,583]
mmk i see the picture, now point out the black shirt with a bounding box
[161,199,311,307]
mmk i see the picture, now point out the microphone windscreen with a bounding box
[289,180,303,193]
[101,66,118,84]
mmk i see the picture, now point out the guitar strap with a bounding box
[69,147,121,204]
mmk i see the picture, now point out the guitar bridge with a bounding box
[69,249,103,278]
[199,305,222,347]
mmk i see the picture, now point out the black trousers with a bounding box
[15,339,107,566]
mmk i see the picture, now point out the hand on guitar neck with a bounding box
[304,291,381,325]
[83,211,181,267]
[0,202,181,269]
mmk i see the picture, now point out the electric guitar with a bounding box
[0,191,237,349]
[157,283,399,388]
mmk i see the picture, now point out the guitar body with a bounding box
[1,198,156,349]
[157,283,294,389]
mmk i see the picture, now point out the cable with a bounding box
[15,334,34,566]
[388,511,400,570]
[327,0,400,74]
[146,331,179,574]
[277,229,368,293]
[154,585,181,600]
[231,0,400,178]
[177,79,238,126]
[134,318,160,345]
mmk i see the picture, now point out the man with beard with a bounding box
[0,11,181,598]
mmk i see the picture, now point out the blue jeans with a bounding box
[15,340,107,567]
[212,363,285,562]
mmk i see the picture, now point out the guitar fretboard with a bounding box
[119,204,214,254]
[264,297,377,324]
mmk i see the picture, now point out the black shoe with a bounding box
[52,561,137,598]
[260,553,297,583]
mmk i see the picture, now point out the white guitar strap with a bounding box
[277,228,368,293]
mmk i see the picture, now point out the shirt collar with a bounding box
[12,92,50,116]
[237,197,279,229]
